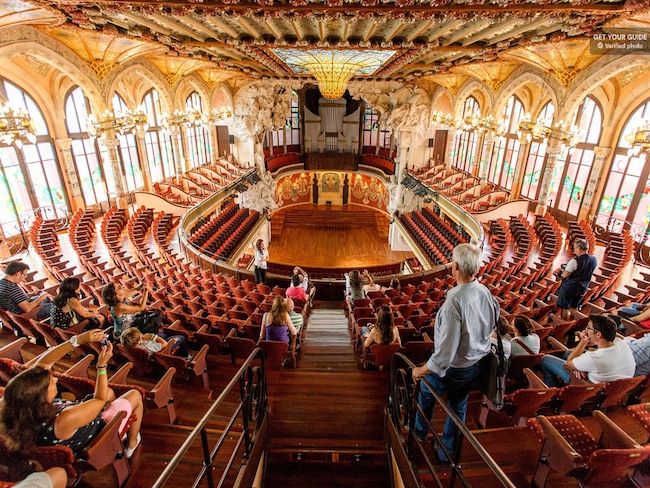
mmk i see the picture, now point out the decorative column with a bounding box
[134,132,152,192]
[0,225,11,259]
[535,139,568,216]
[479,134,495,182]
[99,134,129,211]
[511,137,531,199]
[179,129,191,172]
[54,138,85,210]
[444,128,457,168]
[580,146,612,221]
[211,125,220,162]
[254,135,266,175]
[171,132,185,176]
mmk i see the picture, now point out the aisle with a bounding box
[264,304,391,487]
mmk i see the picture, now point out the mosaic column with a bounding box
[444,128,457,168]
[54,138,85,210]
[134,132,152,192]
[580,146,612,221]
[479,134,495,182]
[98,134,128,211]
[535,139,568,216]
[171,132,185,177]
[511,136,531,200]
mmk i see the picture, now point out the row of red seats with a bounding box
[361,154,395,175]
[266,153,301,172]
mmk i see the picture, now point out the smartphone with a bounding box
[101,338,109,347]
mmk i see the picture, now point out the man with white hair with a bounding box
[412,243,497,463]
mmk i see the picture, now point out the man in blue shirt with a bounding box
[0,261,52,320]
[412,243,497,463]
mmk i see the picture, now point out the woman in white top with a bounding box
[510,315,541,356]
[253,239,269,284]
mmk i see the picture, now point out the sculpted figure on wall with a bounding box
[238,171,278,214]
[387,178,419,216]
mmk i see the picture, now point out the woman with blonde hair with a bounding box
[259,296,297,353]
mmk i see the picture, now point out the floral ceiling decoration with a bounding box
[272,48,396,99]
[30,0,634,84]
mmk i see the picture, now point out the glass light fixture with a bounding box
[625,119,650,156]
[208,108,233,124]
[0,103,37,147]
[87,106,148,139]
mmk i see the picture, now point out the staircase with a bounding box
[264,306,391,487]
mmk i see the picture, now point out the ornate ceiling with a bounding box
[1,0,648,93]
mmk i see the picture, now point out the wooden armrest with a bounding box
[109,362,133,384]
[160,338,177,355]
[593,410,640,449]
[190,344,209,375]
[147,367,176,409]
[547,336,568,351]
[64,354,94,379]
[537,416,584,475]
[0,337,29,362]
[422,332,433,343]
[524,368,548,389]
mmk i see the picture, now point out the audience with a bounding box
[361,270,382,297]
[361,304,401,348]
[120,327,190,359]
[292,266,315,302]
[259,296,297,354]
[14,467,67,488]
[510,315,541,355]
[491,316,512,359]
[103,283,160,337]
[285,298,303,333]
[623,332,650,377]
[555,238,597,320]
[387,277,401,291]
[0,261,52,320]
[540,315,635,387]
[412,243,497,463]
[0,330,144,459]
[51,277,105,330]
[286,275,308,302]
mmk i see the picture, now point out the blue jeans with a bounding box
[541,350,572,387]
[620,303,643,317]
[158,332,189,357]
[414,361,484,462]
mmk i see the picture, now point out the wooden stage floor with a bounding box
[267,205,414,269]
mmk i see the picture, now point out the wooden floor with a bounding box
[267,204,413,269]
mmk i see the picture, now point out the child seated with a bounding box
[120,327,190,359]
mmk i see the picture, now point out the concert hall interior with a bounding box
[1,1,650,487]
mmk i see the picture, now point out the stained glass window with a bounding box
[112,93,143,191]
[0,77,67,237]
[597,97,650,238]
[451,96,481,173]
[185,91,211,167]
[487,95,524,190]
[142,89,175,182]
[520,101,555,200]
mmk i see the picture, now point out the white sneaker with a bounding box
[125,433,141,459]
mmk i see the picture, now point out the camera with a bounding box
[101,338,109,347]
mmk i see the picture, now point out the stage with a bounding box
[267,204,413,270]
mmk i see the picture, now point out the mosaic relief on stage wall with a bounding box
[321,173,341,193]
[275,173,311,206]
[351,174,388,211]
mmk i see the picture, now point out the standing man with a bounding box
[555,238,597,320]
[412,243,497,463]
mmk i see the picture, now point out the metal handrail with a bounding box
[152,347,268,488]
[389,353,516,488]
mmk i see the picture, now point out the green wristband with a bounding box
[96,369,107,376]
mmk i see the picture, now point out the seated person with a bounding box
[0,261,52,320]
[540,315,636,387]
[623,332,650,377]
[491,316,512,358]
[292,266,315,302]
[510,315,541,355]
[387,277,401,291]
[361,270,382,297]
[285,298,303,333]
[120,327,190,359]
[618,302,647,319]
[14,467,67,488]
[259,296,297,353]
[286,275,308,302]
[361,304,401,348]
[51,277,105,330]
[621,304,650,329]
[102,283,159,337]
[345,270,365,305]
[0,330,144,459]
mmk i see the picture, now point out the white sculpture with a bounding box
[387,177,419,215]
[238,171,279,215]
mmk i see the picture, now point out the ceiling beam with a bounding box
[406,19,433,42]
[119,11,172,36]
[427,19,463,42]
[149,12,207,41]
[203,15,240,39]
[487,17,551,45]
[265,18,283,40]
[237,17,262,39]
[442,19,492,46]
[461,18,519,46]
[384,20,404,42]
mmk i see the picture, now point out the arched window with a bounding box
[548,95,602,221]
[363,107,391,153]
[451,96,481,173]
[0,77,67,237]
[266,91,300,153]
[64,86,110,206]
[520,101,555,200]
[185,91,210,167]
[142,89,175,182]
[112,93,143,191]
[597,98,650,237]
[487,95,524,190]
